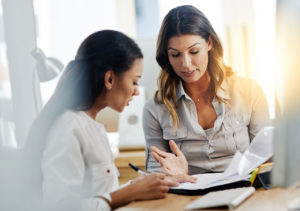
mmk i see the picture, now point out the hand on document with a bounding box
[166,174,198,184]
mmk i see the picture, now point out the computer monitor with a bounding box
[272,0,300,187]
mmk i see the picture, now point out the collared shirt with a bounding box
[143,75,271,175]
[42,110,119,211]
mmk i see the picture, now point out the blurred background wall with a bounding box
[0,0,277,149]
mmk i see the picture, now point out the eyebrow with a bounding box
[136,75,142,78]
[167,42,201,51]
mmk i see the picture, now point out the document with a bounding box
[169,127,274,195]
[171,151,249,191]
[238,126,274,176]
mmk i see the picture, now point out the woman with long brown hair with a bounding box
[143,5,271,175]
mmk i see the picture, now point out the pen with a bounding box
[128,163,149,176]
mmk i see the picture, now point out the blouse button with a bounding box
[107,169,110,173]
[236,120,240,125]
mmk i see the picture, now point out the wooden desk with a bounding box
[116,184,300,211]
[114,150,145,185]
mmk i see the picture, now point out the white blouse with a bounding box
[42,110,119,211]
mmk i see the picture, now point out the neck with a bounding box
[183,71,211,99]
[85,109,98,120]
[85,92,107,120]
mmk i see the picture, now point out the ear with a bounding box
[207,36,213,51]
[104,70,116,90]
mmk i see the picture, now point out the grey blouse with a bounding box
[143,76,271,175]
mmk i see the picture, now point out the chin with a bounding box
[110,105,124,113]
[117,107,124,112]
[185,72,205,83]
[182,76,201,83]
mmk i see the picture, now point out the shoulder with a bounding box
[144,96,169,115]
[228,75,259,87]
[47,110,89,142]
[54,110,83,129]
[144,96,156,109]
[227,75,264,96]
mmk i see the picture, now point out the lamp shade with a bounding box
[31,48,64,82]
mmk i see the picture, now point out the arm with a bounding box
[143,101,197,182]
[109,174,171,209]
[248,80,272,140]
[43,118,176,211]
[143,101,169,173]
[42,128,112,211]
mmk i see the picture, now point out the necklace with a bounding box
[195,95,214,104]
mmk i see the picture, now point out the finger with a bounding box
[151,151,160,162]
[151,173,165,180]
[174,174,198,183]
[169,140,183,156]
[182,175,198,183]
[152,151,167,169]
[150,146,169,158]
[160,186,169,193]
[164,177,179,187]
[157,156,168,169]
[163,167,173,176]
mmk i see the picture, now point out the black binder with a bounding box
[169,179,251,196]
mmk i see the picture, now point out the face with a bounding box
[109,58,143,112]
[167,34,212,84]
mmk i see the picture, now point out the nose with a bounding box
[133,87,140,96]
[181,53,191,69]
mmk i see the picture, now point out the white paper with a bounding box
[171,173,224,190]
[238,126,274,176]
[223,151,243,177]
[171,127,274,191]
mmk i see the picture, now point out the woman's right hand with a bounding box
[110,173,176,209]
[151,140,189,175]
[130,173,177,201]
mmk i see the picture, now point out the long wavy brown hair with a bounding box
[155,5,234,130]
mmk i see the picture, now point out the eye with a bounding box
[190,50,199,55]
[133,82,139,86]
[171,53,180,58]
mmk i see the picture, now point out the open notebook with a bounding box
[169,151,251,195]
[169,127,274,195]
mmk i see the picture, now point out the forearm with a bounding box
[109,184,137,210]
[143,104,169,172]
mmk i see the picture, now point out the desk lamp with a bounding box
[31,48,64,112]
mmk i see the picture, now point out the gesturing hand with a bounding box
[150,140,189,175]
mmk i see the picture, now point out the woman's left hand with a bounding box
[151,140,189,175]
[165,174,198,184]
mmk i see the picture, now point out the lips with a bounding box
[182,70,196,77]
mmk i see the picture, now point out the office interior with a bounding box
[0,0,300,209]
